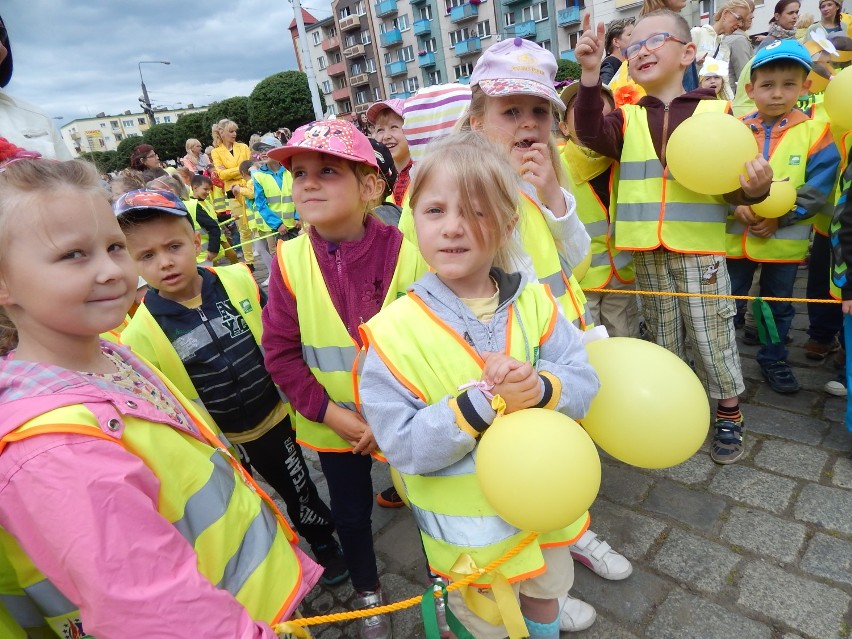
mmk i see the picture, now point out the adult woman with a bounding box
[600,18,634,84]
[808,0,844,34]
[691,0,751,98]
[181,138,209,174]
[210,119,253,268]
[758,0,801,49]
[129,143,167,181]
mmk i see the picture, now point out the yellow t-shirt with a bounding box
[460,284,500,323]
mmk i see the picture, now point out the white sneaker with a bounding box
[824,379,848,397]
[570,530,633,580]
[557,595,596,632]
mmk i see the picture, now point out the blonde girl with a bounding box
[0,159,319,638]
[359,133,601,639]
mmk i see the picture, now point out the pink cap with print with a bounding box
[267,119,379,170]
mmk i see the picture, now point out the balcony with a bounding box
[350,73,371,86]
[457,75,471,85]
[449,3,478,22]
[560,49,577,61]
[385,59,409,76]
[413,19,431,35]
[454,36,481,56]
[381,28,403,47]
[322,35,341,52]
[411,0,427,5]
[332,87,352,102]
[375,0,398,16]
[339,14,361,30]
[344,43,366,58]
[418,51,436,67]
[390,91,413,99]
[503,0,526,5]
[514,20,537,38]
[327,61,347,76]
[558,6,581,26]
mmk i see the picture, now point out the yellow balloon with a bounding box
[666,112,758,195]
[476,409,600,533]
[824,66,852,132]
[389,467,410,508]
[573,251,593,283]
[750,180,797,219]
[582,338,709,469]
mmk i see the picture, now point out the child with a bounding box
[116,188,348,588]
[251,135,299,248]
[829,137,852,403]
[359,133,601,639]
[237,159,270,271]
[558,82,640,337]
[367,99,412,205]
[188,174,238,266]
[0,159,321,638]
[574,9,774,464]
[261,119,427,639]
[699,56,731,98]
[727,39,841,394]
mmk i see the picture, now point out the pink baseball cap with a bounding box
[366,98,405,124]
[267,119,379,171]
[470,37,565,113]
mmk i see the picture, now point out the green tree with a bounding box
[204,97,252,143]
[116,136,143,170]
[79,151,111,174]
[248,71,326,135]
[556,59,582,82]
[143,123,182,163]
[173,111,210,150]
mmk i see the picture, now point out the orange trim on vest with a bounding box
[408,292,486,367]
[359,323,428,403]
[540,287,559,345]
[0,424,122,454]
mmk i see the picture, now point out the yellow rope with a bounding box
[272,531,539,632]
[582,287,842,304]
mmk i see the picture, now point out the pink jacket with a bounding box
[0,345,322,639]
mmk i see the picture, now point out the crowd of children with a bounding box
[1,7,851,639]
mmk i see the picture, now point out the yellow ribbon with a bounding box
[449,555,529,639]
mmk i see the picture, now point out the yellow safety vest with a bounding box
[121,264,266,404]
[186,198,226,264]
[829,131,852,301]
[212,184,229,216]
[0,362,302,638]
[813,107,850,237]
[615,100,730,254]
[360,286,590,586]
[277,233,427,454]
[254,171,297,230]
[726,118,829,262]
[560,146,635,288]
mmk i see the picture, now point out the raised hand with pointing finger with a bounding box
[575,13,607,84]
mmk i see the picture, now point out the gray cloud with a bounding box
[4,0,332,123]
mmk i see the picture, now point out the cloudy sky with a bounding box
[4,0,333,125]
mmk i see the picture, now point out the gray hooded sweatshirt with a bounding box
[359,269,600,476]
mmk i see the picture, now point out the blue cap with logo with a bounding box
[751,39,813,73]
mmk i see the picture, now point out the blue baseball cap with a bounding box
[751,39,813,73]
[113,189,189,218]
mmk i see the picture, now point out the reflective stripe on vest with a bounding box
[360,287,589,586]
[615,101,729,253]
[278,234,426,453]
[830,134,852,300]
[254,171,296,228]
[726,118,830,262]
[212,185,229,214]
[0,376,302,634]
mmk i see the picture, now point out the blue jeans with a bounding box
[727,259,799,367]
[806,232,843,344]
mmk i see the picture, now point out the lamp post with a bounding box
[138,60,170,125]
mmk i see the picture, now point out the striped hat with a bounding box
[402,83,472,164]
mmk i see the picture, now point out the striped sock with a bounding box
[716,404,742,422]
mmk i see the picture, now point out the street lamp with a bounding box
[138,60,170,125]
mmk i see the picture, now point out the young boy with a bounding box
[187,174,236,266]
[251,135,299,246]
[367,99,411,205]
[115,189,349,587]
[727,39,841,395]
[574,9,774,464]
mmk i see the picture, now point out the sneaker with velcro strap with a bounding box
[711,418,744,465]
[569,530,633,580]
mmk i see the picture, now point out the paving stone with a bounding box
[823,396,846,422]
[572,567,669,625]
[380,573,430,639]
[753,440,829,481]
[644,480,727,532]
[822,420,852,451]
[708,465,795,514]
[720,507,806,563]
[832,457,852,489]
[571,613,640,638]
[737,560,850,639]
[740,404,824,444]
[647,453,717,485]
[751,386,820,416]
[801,532,852,587]
[794,483,852,535]
[650,528,741,593]
[586,500,667,562]
[598,462,655,506]
[374,513,425,572]
[648,589,771,639]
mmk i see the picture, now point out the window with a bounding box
[419,5,433,19]
[333,52,343,64]
[345,34,357,47]
[404,77,420,92]
[389,81,398,93]
[338,76,349,88]
[540,40,551,51]
[138,117,146,125]
[504,11,515,26]
[318,55,328,69]
[400,45,415,61]
[327,103,338,115]
[342,100,352,112]
[427,69,442,85]
[322,80,332,93]
[312,31,322,45]
[522,2,548,21]
[327,26,338,37]
[449,27,471,45]
[366,58,377,72]
[361,29,372,44]
[476,20,491,38]
[397,14,409,30]
[355,1,366,15]
[154,118,161,124]
[445,0,465,12]
[164,115,172,123]
[351,61,363,74]
[122,119,134,127]
[384,51,393,64]
[99,123,106,128]
[374,86,382,100]
[454,63,474,80]
[567,31,580,49]
[356,90,369,105]
[339,6,351,18]
[110,120,119,128]
[422,37,437,52]
[115,134,123,141]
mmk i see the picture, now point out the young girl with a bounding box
[0,159,320,638]
[359,133,601,639]
[261,119,427,639]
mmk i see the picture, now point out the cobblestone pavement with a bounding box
[253,260,852,639]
